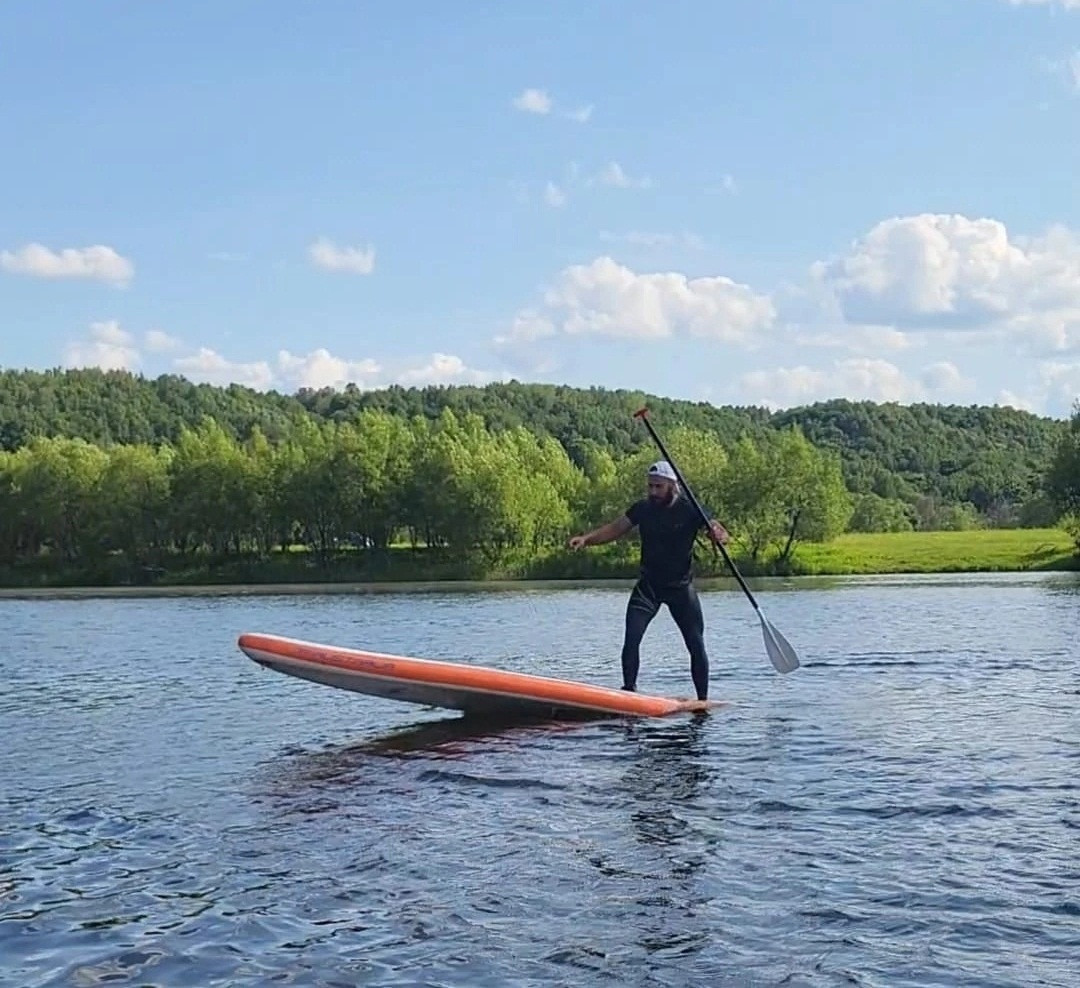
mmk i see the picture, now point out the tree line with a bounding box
[1,369,1068,518]
[0,369,1077,583]
[0,410,859,577]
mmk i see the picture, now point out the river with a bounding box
[2,572,1078,986]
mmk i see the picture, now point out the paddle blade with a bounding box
[760,614,800,674]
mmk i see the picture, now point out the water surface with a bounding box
[2,572,1079,986]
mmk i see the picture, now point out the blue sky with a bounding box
[2,0,1079,416]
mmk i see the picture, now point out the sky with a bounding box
[2,0,1079,417]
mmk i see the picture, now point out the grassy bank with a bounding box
[788,527,1078,575]
[0,528,1076,593]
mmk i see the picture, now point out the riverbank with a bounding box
[790,527,1078,575]
[0,528,1075,597]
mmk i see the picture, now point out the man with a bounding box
[568,460,729,701]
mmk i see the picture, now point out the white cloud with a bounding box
[144,329,183,353]
[276,348,381,390]
[512,88,552,114]
[63,321,141,371]
[920,360,973,394]
[1038,360,1080,408]
[995,389,1040,412]
[160,340,502,393]
[810,213,1080,353]
[511,88,591,121]
[308,237,376,274]
[501,256,775,345]
[988,362,1080,416]
[1,243,133,286]
[396,353,502,386]
[792,324,914,353]
[493,310,557,347]
[737,357,975,410]
[173,347,275,390]
[490,212,1080,413]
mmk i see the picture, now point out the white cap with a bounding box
[647,460,677,482]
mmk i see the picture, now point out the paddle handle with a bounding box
[633,406,761,612]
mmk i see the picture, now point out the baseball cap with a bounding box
[647,460,677,482]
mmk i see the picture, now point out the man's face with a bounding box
[647,476,675,504]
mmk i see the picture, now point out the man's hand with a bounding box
[568,534,588,551]
[707,519,729,546]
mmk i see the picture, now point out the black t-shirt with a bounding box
[625,495,707,587]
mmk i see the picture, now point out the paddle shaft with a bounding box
[633,406,762,613]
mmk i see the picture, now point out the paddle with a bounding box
[632,406,801,675]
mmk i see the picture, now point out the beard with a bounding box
[648,487,675,506]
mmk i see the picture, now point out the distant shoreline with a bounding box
[0,528,1075,599]
[0,579,625,600]
[1,571,1077,602]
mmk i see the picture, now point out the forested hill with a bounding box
[297,380,775,456]
[297,381,1067,511]
[0,368,309,450]
[0,367,1068,514]
[771,400,1065,511]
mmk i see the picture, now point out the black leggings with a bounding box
[621,579,710,700]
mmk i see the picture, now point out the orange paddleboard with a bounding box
[237,632,722,720]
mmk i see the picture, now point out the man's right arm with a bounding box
[569,513,634,550]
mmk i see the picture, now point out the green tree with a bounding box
[1046,404,1080,549]
[167,418,261,554]
[848,493,914,533]
[18,437,109,562]
[92,443,173,564]
[719,429,852,564]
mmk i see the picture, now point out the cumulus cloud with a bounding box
[166,342,503,393]
[173,348,275,390]
[1037,360,1080,408]
[995,390,1040,413]
[63,321,141,370]
[1,243,133,286]
[810,213,1080,352]
[499,256,776,345]
[144,329,183,353]
[493,311,557,348]
[276,348,381,390]
[308,237,376,274]
[737,357,976,410]
[791,324,915,353]
[396,353,501,386]
[989,362,1080,416]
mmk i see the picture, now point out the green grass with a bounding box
[0,527,1076,592]
[788,527,1078,575]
